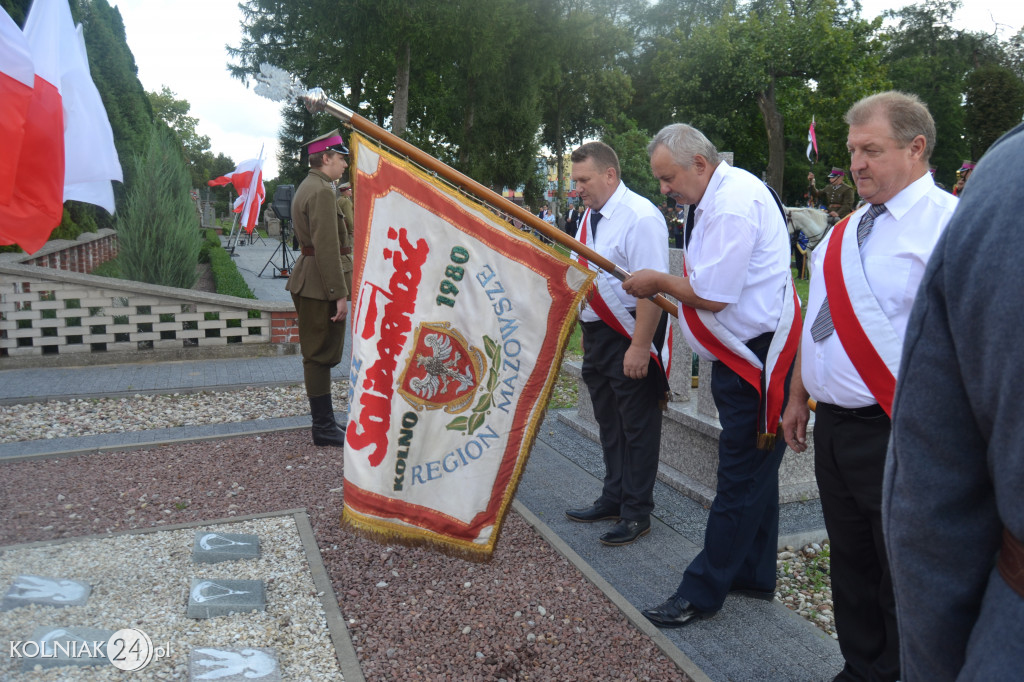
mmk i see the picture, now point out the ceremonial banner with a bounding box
[343,133,595,558]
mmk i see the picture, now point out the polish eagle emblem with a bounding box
[398,322,484,413]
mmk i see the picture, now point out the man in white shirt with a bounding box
[564,141,671,547]
[782,91,958,682]
[624,124,798,627]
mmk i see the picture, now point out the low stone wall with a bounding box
[0,262,298,368]
[14,229,119,274]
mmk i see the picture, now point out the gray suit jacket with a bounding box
[884,122,1024,681]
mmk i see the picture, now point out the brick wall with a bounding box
[15,229,119,274]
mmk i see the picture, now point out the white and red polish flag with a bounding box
[61,21,122,214]
[0,8,34,206]
[343,133,595,559]
[208,155,265,234]
[0,0,65,253]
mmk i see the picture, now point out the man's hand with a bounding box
[828,210,839,218]
[331,298,348,323]
[807,172,815,183]
[623,344,649,380]
[622,269,664,299]
[781,396,810,453]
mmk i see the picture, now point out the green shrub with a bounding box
[205,233,255,299]
[117,126,201,288]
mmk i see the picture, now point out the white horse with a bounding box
[785,207,831,250]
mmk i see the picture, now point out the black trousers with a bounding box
[814,402,899,682]
[673,333,789,611]
[581,321,664,522]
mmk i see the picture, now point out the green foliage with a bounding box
[118,126,201,288]
[879,0,1008,186]
[202,230,255,299]
[600,115,660,204]
[644,0,887,197]
[208,248,256,300]
[90,258,121,279]
[147,86,214,189]
[965,64,1024,159]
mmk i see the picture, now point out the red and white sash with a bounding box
[821,213,902,416]
[676,253,801,449]
[577,208,672,381]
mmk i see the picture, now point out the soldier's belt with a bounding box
[301,246,352,256]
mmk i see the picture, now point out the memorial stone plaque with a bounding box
[20,626,113,671]
[192,532,261,564]
[1,575,91,611]
[186,579,266,619]
[189,647,280,681]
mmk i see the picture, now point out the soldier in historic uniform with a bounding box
[336,180,355,296]
[953,159,975,196]
[287,129,351,447]
[808,167,856,223]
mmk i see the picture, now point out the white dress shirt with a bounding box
[687,161,791,341]
[801,172,959,408]
[577,181,669,323]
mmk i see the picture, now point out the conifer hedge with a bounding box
[117,127,201,288]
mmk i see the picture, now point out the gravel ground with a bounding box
[0,517,341,680]
[0,432,689,681]
[0,373,837,670]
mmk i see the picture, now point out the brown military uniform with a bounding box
[286,168,348,397]
[336,193,355,296]
[808,179,855,218]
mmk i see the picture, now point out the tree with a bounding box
[118,126,201,288]
[600,115,660,204]
[964,64,1024,158]
[147,86,213,189]
[644,0,886,195]
[540,2,636,206]
[231,0,554,195]
[879,0,1005,186]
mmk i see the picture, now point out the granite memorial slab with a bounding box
[189,647,280,681]
[1,575,91,611]
[19,626,113,670]
[187,579,266,619]
[192,532,261,564]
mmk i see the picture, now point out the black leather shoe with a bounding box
[565,503,619,523]
[729,586,775,601]
[642,596,714,628]
[599,518,650,546]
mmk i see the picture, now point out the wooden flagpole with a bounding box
[299,87,678,318]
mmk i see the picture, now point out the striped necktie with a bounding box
[809,203,887,342]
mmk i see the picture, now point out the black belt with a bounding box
[817,402,887,420]
[744,331,774,353]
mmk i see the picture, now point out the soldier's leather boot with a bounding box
[309,393,346,447]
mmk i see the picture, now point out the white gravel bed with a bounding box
[0,384,349,444]
[0,517,342,680]
[776,541,836,638]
